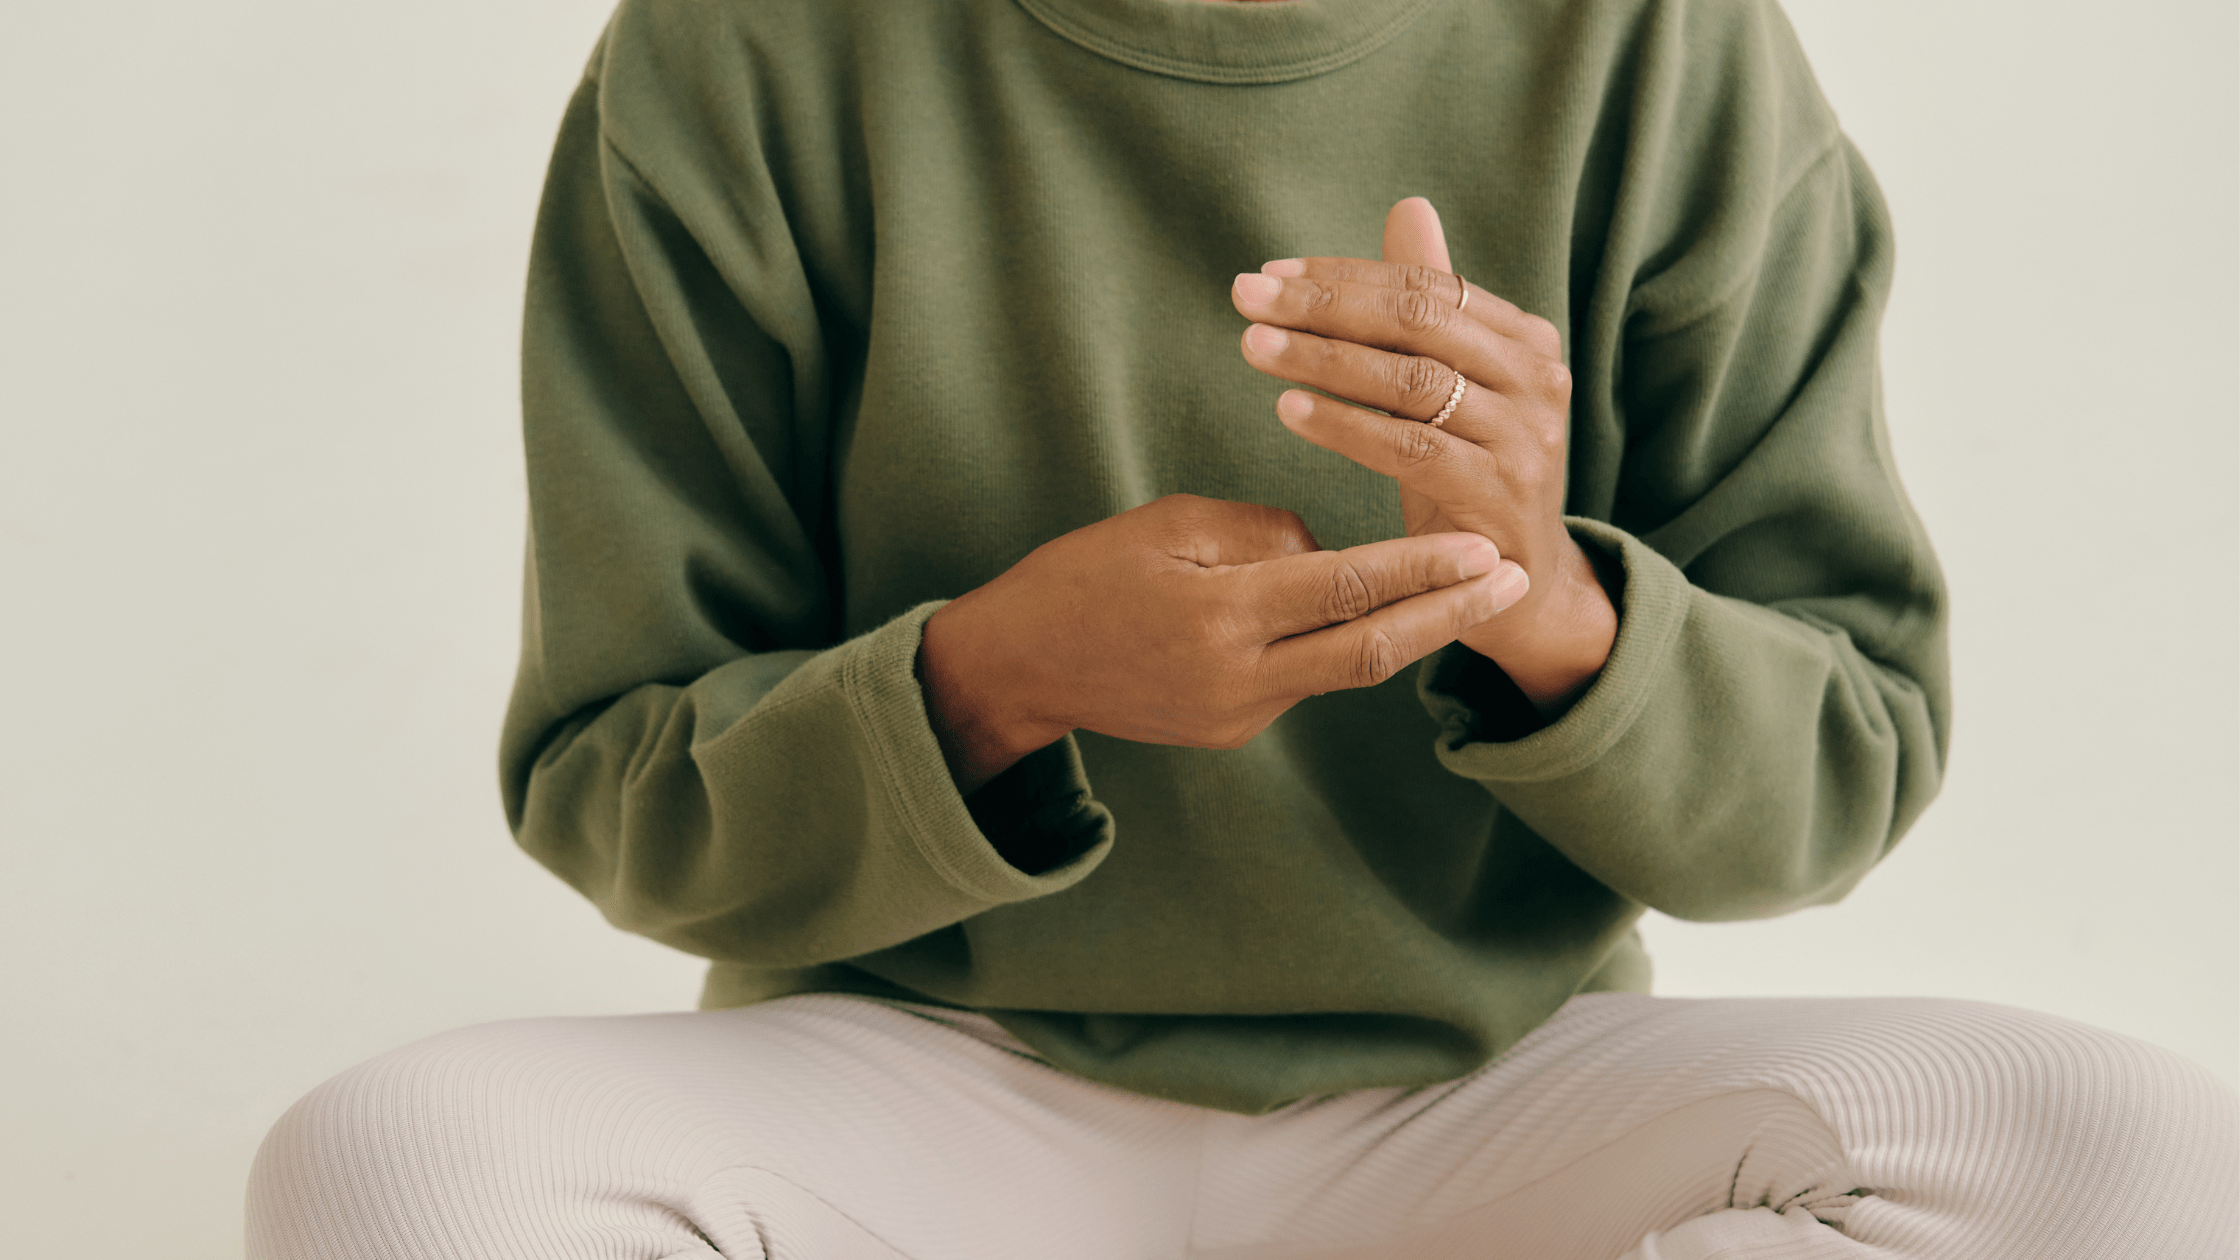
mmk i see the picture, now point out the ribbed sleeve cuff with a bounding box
[1418,518,1691,782]
[839,602,1112,902]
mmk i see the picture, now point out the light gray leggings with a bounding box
[246,993,2238,1259]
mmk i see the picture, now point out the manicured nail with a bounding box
[1489,562,1530,611]
[1244,323,1288,357]
[1261,258,1306,277]
[1233,273,1281,306]
[1276,389,1314,424]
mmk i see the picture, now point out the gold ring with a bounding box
[1428,368,1466,427]
[1455,274,1471,314]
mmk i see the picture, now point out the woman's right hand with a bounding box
[916,493,1529,793]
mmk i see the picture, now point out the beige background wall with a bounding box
[1,1,2232,1255]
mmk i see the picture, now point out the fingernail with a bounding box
[1261,258,1306,277]
[1489,562,1530,611]
[1276,389,1314,424]
[1233,273,1281,306]
[1244,323,1288,357]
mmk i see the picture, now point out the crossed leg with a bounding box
[246,993,2238,1259]
[247,997,1204,1260]
[1197,993,2238,1258]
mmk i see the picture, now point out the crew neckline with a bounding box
[1011,0,1442,85]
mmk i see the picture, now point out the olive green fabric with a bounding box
[502,0,1949,1114]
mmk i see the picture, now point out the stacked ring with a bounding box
[1428,369,1467,428]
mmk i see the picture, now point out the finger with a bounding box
[1257,259,1562,360]
[1273,388,1516,519]
[1227,531,1504,640]
[1382,195,1452,274]
[1239,321,1526,445]
[1258,562,1530,697]
[1233,273,1550,398]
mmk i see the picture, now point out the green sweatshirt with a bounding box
[502,0,1949,1114]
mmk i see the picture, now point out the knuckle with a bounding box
[1394,419,1448,468]
[1530,401,1569,449]
[1393,354,1450,409]
[1301,280,1338,314]
[1525,314,1562,351]
[1348,627,1405,688]
[1507,425,1555,471]
[1255,504,1315,554]
[1322,559,1377,622]
[1537,357,1573,400]
[1397,289,1448,334]
[1401,264,1448,295]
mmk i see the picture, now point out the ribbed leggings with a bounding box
[245,992,2238,1259]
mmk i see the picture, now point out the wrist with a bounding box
[918,595,1069,794]
[1457,538,1617,716]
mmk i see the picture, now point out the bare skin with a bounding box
[918,495,1527,794]
[918,199,1608,796]
[1237,198,1619,712]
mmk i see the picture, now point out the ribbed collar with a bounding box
[1011,0,1441,85]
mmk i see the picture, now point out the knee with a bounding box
[244,1019,575,1258]
[1784,1000,2239,1254]
[1881,1000,2238,1175]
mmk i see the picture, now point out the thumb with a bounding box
[1382,196,1453,272]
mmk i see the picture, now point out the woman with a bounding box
[246,0,2238,1254]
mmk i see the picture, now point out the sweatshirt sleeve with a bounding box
[498,62,1112,969]
[1419,1,1950,923]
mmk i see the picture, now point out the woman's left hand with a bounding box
[1229,200,1616,713]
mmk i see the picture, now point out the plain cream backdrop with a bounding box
[1,1,2232,1255]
